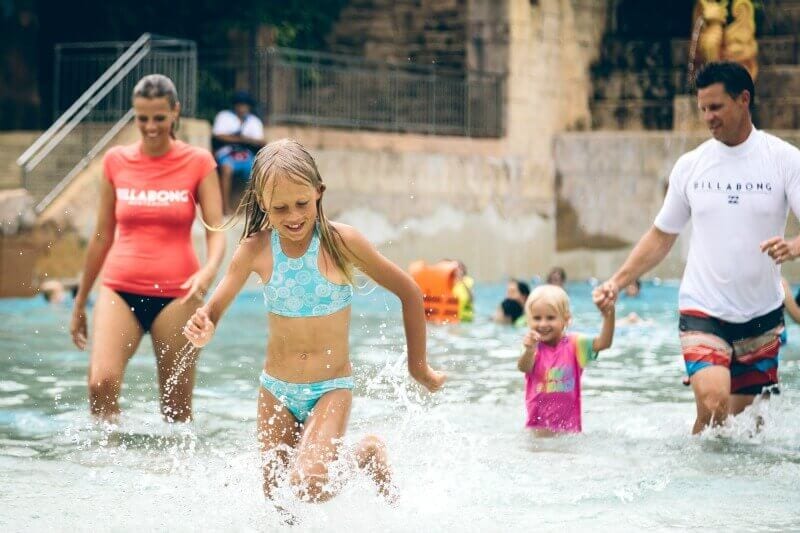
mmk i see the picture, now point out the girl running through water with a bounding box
[184,139,446,503]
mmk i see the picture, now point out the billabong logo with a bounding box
[117,188,190,206]
[693,180,772,193]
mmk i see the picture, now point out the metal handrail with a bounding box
[25,45,151,173]
[18,33,197,212]
[36,109,135,213]
[17,33,151,170]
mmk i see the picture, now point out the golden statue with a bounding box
[724,0,759,80]
[690,0,759,82]
[695,0,728,62]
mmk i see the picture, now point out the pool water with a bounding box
[1,281,799,531]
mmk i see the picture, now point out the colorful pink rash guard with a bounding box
[524,333,596,433]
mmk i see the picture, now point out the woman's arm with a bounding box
[592,306,616,353]
[70,178,116,349]
[338,224,445,392]
[180,170,226,302]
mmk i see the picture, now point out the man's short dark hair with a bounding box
[501,298,524,323]
[232,90,255,107]
[695,61,755,104]
[510,278,530,298]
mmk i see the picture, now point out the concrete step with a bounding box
[0,131,41,190]
[0,175,22,189]
[762,2,800,35]
[754,64,800,96]
[590,95,800,130]
[592,70,682,101]
[589,99,673,130]
[17,121,119,203]
[596,35,800,73]
[594,64,800,101]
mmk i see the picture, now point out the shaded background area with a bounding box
[3,0,739,131]
[0,0,349,129]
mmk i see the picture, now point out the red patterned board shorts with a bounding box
[679,305,783,395]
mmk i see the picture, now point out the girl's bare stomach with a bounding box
[264,350,352,383]
[264,311,352,383]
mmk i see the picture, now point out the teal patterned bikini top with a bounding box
[263,226,353,317]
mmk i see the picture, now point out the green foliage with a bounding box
[33,0,348,49]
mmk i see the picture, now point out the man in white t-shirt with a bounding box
[212,91,265,213]
[593,61,800,434]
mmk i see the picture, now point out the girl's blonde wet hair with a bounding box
[232,138,357,284]
[524,284,571,321]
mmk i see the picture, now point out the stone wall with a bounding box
[261,2,616,282]
[267,124,553,280]
[505,0,608,209]
[553,130,800,280]
[0,131,41,189]
[590,0,800,131]
[466,0,509,74]
[327,0,469,70]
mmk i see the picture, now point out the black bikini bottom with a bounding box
[113,290,175,333]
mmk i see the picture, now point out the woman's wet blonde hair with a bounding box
[524,284,571,321]
[232,138,356,283]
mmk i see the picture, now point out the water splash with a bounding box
[4,283,800,530]
[162,342,199,395]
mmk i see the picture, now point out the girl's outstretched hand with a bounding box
[522,329,540,350]
[184,306,215,347]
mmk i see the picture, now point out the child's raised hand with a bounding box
[599,299,616,316]
[592,280,618,312]
[184,306,215,347]
[522,329,540,350]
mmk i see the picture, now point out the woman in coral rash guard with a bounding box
[70,74,225,422]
